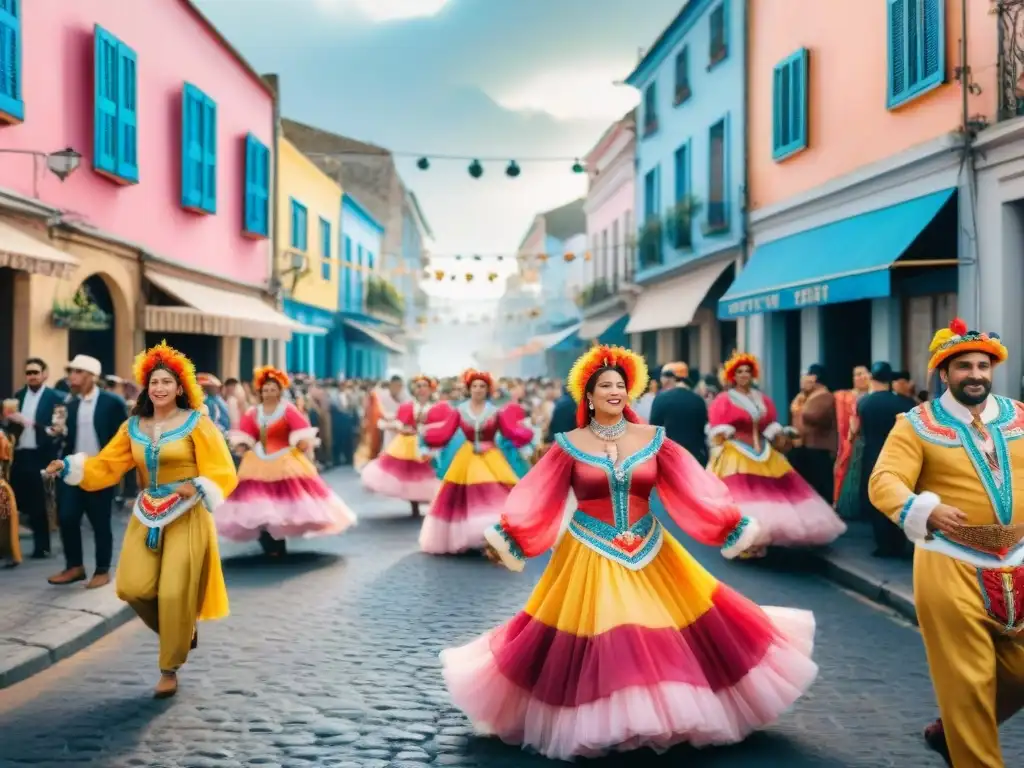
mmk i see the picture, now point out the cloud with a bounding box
[312,0,453,22]
[491,66,639,122]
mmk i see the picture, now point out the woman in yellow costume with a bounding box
[45,341,236,699]
[0,428,21,568]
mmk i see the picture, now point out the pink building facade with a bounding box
[0,0,288,392]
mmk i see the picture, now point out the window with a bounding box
[0,0,23,122]
[320,217,331,280]
[243,134,270,237]
[181,83,216,213]
[93,26,137,182]
[709,2,728,67]
[643,167,659,219]
[707,118,728,231]
[674,47,690,105]
[611,219,620,283]
[290,199,307,251]
[343,235,353,308]
[601,229,609,283]
[642,82,658,136]
[772,49,809,161]
[887,0,944,108]
[671,142,692,248]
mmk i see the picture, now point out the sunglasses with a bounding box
[25,369,42,376]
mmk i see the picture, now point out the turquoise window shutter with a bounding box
[320,218,331,280]
[257,144,269,233]
[181,84,203,208]
[116,43,138,182]
[0,0,23,121]
[888,0,944,108]
[888,0,906,103]
[201,96,217,212]
[920,0,943,86]
[93,27,118,175]
[243,134,256,233]
[772,48,808,161]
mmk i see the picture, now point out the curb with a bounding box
[807,550,918,625]
[0,602,136,689]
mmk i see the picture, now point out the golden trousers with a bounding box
[115,507,211,672]
[914,549,1024,768]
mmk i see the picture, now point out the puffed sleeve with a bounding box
[61,421,135,492]
[706,392,737,441]
[868,414,932,543]
[484,442,574,572]
[496,402,538,451]
[761,394,783,441]
[284,402,320,448]
[421,401,460,448]
[190,414,239,511]
[228,407,259,449]
[655,437,761,559]
[393,401,415,428]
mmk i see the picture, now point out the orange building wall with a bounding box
[748,0,997,211]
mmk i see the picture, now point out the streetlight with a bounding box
[45,147,81,182]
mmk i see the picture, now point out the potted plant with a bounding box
[666,195,702,249]
[638,217,663,268]
[51,287,112,331]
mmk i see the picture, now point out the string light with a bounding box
[305,148,589,178]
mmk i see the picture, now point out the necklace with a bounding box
[589,417,627,441]
[151,408,182,442]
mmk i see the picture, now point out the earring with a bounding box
[588,400,595,411]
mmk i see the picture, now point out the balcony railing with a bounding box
[638,218,663,269]
[365,274,405,324]
[998,0,1024,119]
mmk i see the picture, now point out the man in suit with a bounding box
[649,362,709,466]
[48,355,128,588]
[545,385,577,443]
[856,361,917,558]
[5,357,63,558]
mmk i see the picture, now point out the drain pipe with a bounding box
[263,73,283,368]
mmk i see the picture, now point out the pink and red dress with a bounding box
[360,400,440,503]
[218,402,356,541]
[418,400,536,555]
[443,426,817,760]
[706,389,846,548]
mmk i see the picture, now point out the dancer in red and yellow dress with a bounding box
[218,366,356,556]
[361,374,441,517]
[707,352,846,551]
[418,369,536,555]
[441,345,817,760]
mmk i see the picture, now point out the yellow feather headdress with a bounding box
[567,344,649,404]
[132,340,205,411]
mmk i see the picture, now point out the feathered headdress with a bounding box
[253,365,290,392]
[927,317,1008,373]
[461,368,494,392]
[721,351,760,385]
[567,344,649,428]
[410,373,438,392]
[132,340,205,411]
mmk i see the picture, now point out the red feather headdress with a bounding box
[132,340,205,411]
[567,345,650,428]
[253,365,290,392]
[461,368,494,393]
[721,351,760,385]
[410,373,438,392]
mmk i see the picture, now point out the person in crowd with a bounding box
[221,377,244,429]
[833,364,871,516]
[442,344,817,760]
[696,372,722,406]
[543,382,576,446]
[789,364,838,503]
[354,374,406,472]
[45,341,237,698]
[868,318,1022,767]
[5,357,64,559]
[47,355,128,589]
[197,374,230,434]
[219,366,356,557]
[418,369,536,555]
[649,361,709,466]
[0,427,20,568]
[706,352,846,553]
[856,362,917,558]
[632,368,659,421]
[891,370,916,400]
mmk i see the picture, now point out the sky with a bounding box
[194,0,685,371]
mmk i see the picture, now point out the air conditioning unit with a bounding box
[289,251,306,271]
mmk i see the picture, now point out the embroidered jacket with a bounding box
[707,389,785,460]
[229,402,319,459]
[421,400,536,455]
[485,426,758,572]
[869,390,1024,568]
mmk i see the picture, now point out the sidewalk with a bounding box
[0,507,135,688]
[806,520,917,624]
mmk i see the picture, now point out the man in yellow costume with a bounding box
[869,317,1024,767]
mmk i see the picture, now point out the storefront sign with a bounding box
[720,280,839,319]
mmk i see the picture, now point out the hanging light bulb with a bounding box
[417,157,430,170]
[506,160,521,178]
[571,158,585,174]
[468,159,483,178]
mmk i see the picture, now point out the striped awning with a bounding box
[0,220,78,278]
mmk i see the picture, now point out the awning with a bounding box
[579,310,626,340]
[626,259,733,334]
[527,323,582,352]
[145,271,322,340]
[718,188,956,319]
[342,318,406,355]
[0,220,78,278]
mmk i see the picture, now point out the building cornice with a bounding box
[584,157,634,216]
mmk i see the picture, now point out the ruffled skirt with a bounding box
[441,531,817,760]
[361,434,441,503]
[216,448,356,541]
[709,441,846,548]
[419,443,517,555]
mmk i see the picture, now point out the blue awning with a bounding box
[718,188,955,319]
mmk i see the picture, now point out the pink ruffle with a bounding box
[440,607,817,761]
[730,495,847,548]
[361,457,440,503]
[216,494,357,541]
[419,511,500,555]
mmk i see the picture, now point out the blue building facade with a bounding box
[624,0,743,374]
[283,299,334,376]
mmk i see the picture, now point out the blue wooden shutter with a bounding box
[258,144,269,234]
[920,0,944,86]
[289,200,298,249]
[181,85,202,208]
[243,134,257,233]
[116,43,138,181]
[201,96,217,212]
[888,0,906,103]
[0,0,23,120]
[320,218,331,280]
[792,49,807,149]
[94,27,119,174]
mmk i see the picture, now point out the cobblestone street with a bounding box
[0,469,1020,767]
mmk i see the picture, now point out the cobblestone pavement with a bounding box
[0,469,1021,767]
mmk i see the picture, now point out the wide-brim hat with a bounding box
[66,355,101,377]
[197,372,222,387]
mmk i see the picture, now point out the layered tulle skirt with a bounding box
[361,434,441,503]
[709,440,846,548]
[441,531,818,760]
[419,443,518,555]
[216,448,357,541]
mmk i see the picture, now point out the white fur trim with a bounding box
[722,516,762,560]
[377,417,400,431]
[61,453,87,486]
[782,426,800,437]
[900,491,940,543]
[484,524,526,573]
[289,426,321,448]
[193,476,226,512]
[228,430,255,449]
[762,422,783,441]
[706,424,736,440]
